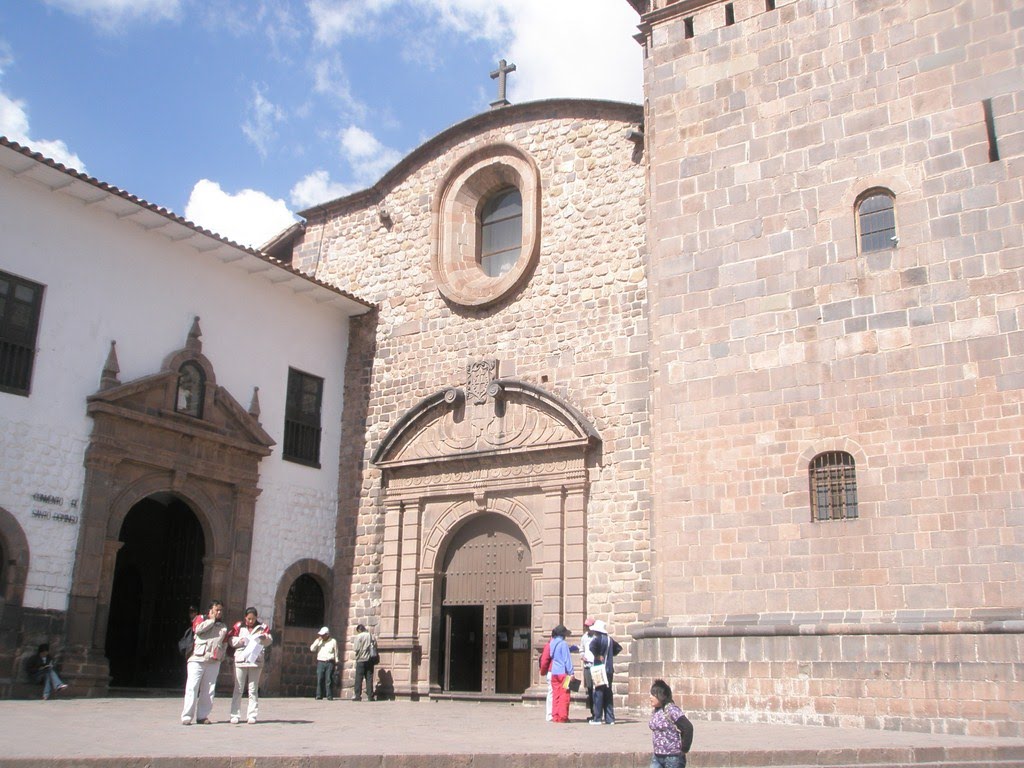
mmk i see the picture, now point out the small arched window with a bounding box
[809,451,859,521]
[285,574,325,627]
[857,190,896,253]
[479,187,523,278]
[175,361,205,418]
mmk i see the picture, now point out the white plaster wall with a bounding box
[0,168,355,619]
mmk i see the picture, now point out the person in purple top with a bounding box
[648,679,694,768]
[548,624,574,722]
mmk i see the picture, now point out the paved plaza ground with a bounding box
[1,696,1023,767]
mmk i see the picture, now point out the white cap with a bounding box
[317,626,330,635]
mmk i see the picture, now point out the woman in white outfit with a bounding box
[181,600,228,725]
[229,607,272,724]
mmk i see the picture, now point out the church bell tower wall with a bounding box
[293,101,651,700]
[637,0,1024,734]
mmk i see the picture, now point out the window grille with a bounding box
[0,271,44,396]
[284,368,323,467]
[809,451,859,521]
[285,574,325,627]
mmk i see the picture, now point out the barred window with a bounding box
[0,270,44,397]
[479,187,522,278]
[284,368,323,467]
[857,189,896,253]
[809,451,859,521]
[285,574,324,627]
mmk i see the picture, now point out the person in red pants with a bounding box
[548,625,574,723]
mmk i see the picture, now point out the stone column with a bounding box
[562,477,587,631]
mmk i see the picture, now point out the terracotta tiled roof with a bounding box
[0,135,374,314]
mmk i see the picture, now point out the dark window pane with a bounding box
[858,193,896,252]
[0,270,44,396]
[284,368,323,465]
[285,574,325,627]
[480,188,523,278]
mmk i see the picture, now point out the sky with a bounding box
[0,0,642,248]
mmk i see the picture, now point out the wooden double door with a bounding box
[439,514,532,695]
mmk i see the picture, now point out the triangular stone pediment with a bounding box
[374,379,597,468]
[87,370,274,454]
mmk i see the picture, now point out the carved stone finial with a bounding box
[186,316,203,353]
[466,359,499,405]
[249,386,262,420]
[100,341,120,390]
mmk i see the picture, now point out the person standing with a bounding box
[548,624,574,723]
[579,617,596,721]
[25,644,69,700]
[310,626,339,700]
[351,623,377,701]
[228,607,272,724]
[538,636,553,721]
[587,619,622,725]
[649,679,694,767]
[181,600,228,725]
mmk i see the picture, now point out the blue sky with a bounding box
[1,0,642,247]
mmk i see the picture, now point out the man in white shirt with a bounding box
[310,626,339,700]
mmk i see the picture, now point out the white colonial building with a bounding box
[0,137,371,693]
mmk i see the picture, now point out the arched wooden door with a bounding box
[439,513,532,695]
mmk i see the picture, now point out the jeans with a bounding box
[316,660,334,699]
[593,673,615,724]
[354,661,375,700]
[34,668,65,699]
[651,755,685,768]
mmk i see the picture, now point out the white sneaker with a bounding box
[247,717,257,724]
[181,716,192,726]
[230,716,240,724]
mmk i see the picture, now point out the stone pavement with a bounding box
[1,697,1023,767]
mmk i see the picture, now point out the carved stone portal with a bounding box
[63,321,274,694]
[372,364,598,700]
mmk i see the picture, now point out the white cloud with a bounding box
[185,179,297,248]
[312,57,368,120]
[339,125,402,184]
[305,0,641,103]
[290,169,354,208]
[242,84,286,158]
[0,92,86,171]
[42,0,181,28]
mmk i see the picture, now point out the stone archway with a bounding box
[63,320,274,694]
[371,360,598,701]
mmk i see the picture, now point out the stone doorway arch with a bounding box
[371,360,599,701]
[435,511,534,695]
[105,493,204,688]
[63,320,274,694]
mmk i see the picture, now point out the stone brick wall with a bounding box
[293,100,651,687]
[637,0,1024,734]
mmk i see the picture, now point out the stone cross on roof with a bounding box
[489,59,516,108]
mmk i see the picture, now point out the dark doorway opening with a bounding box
[442,605,483,692]
[105,494,204,688]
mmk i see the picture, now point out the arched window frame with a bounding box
[856,188,897,254]
[477,186,523,279]
[175,361,205,418]
[808,450,859,522]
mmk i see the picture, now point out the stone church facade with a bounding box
[272,0,1023,735]
[0,0,1020,740]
